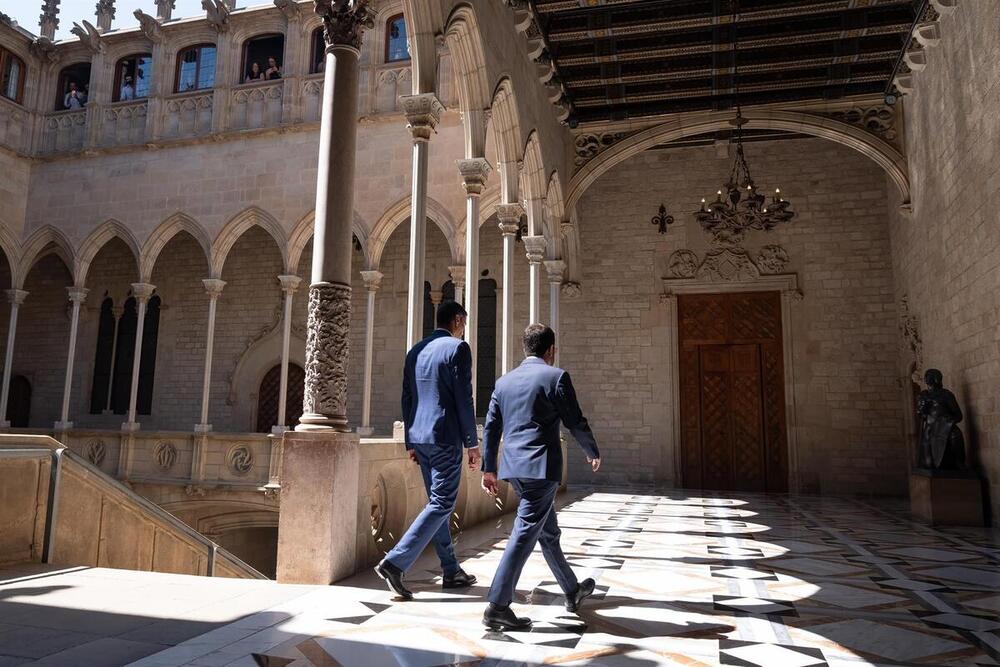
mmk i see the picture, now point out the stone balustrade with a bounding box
[161,91,214,140]
[230,81,283,131]
[39,109,86,154]
[101,99,148,147]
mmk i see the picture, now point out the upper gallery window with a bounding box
[241,33,285,84]
[0,47,25,104]
[310,27,325,74]
[175,44,216,92]
[385,14,410,62]
[56,62,92,111]
[114,53,153,102]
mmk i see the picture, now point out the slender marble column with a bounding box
[55,287,89,430]
[457,158,491,399]
[496,203,523,375]
[273,274,301,434]
[400,94,444,349]
[195,279,226,433]
[544,260,566,363]
[358,270,382,436]
[523,235,547,325]
[297,0,374,431]
[123,283,155,431]
[0,289,28,428]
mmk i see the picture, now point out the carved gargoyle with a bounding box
[133,9,163,43]
[30,37,59,64]
[70,20,104,54]
[202,0,230,32]
[273,0,300,20]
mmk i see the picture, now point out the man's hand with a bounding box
[481,471,499,496]
[467,446,481,470]
[588,457,601,473]
[408,449,418,464]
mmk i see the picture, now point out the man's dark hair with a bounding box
[523,324,555,358]
[436,300,467,329]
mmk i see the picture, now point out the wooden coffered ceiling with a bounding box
[530,0,922,125]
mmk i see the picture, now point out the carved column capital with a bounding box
[360,270,383,292]
[314,0,374,52]
[66,286,89,304]
[497,202,524,236]
[561,282,582,300]
[5,289,28,306]
[131,282,156,303]
[448,265,466,289]
[544,259,566,285]
[456,158,492,197]
[400,94,445,142]
[202,278,226,298]
[277,274,302,294]
[429,290,444,307]
[523,235,547,264]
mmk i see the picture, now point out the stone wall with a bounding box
[0,151,29,241]
[564,138,905,493]
[887,3,1000,520]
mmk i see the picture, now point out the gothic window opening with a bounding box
[476,277,498,418]
[256,363,304,432]
[422,281,434,338]
[102,293,161,415]
[441,280,455,306]
[136,295,161,416]
[175,44,216,92]
[310,28,325,74]
[0,47,26,104]
[55,62,91,111]
[113,53,153,101]
[241,34,284,83]
[385,14,409,63]
[6,375,30,427]
[89,297,116,414]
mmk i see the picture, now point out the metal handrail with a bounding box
[0,442,266,579]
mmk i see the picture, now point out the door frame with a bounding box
[661,273,802,492]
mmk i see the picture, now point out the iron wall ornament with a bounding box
[651,204,674,234]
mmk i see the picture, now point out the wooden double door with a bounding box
[678,292,788,492]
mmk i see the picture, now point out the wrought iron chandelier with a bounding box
[694,0,794,238]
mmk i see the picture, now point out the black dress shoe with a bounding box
[565,577,595,613]
[374,559,412,599]
[483,603,532,631]
[442,569,477,589]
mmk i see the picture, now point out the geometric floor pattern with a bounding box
[125,491,1000,667]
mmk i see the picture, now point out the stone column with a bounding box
[278,0,370,586]
[55,287,89,431]
[122,283,155,431]
[448,265,466,305]
[358,270,382,437]
[195,279,225,433]
[273,274,301,434]
[523,235,547,325]
[400,93,444,349]
[95,0,115,33]
[457,157,491,399]
[0,289,28,428]
[496,203,523,375]
[544,260,565,363]
[39,0,59,40]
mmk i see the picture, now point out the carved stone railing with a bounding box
[230,80,283,131]
[161,90,213,140]
[0,435,265,578]
[0,96,31,154]
[101,99,148,147]
[301,74,324,123]
[40,109,87,154]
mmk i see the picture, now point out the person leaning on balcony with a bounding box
[374,300,480,599]
[64,82,84,109]
[264,57,282,80]
[479,323,601,631]
[245,62,263,83]
[120,75,135,101]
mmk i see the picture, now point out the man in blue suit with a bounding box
[480,324,601,630]
[374,301,480,598]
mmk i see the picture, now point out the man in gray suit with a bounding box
[480,324,601,630]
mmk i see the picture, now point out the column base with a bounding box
[356,426,375,437]
[295,412,350,432]
[54,421,73,431]
[276,430,360,584]
[121,421,140,432]
[194,424,212,434]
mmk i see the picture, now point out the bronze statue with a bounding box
[916,369,966,470]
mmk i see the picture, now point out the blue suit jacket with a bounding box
[401,329,478,449]
[482,356,600,482]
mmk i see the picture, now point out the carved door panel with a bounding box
[678,292,787,492]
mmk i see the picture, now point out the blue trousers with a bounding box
[488,479,578,607]
[384,442,461,576]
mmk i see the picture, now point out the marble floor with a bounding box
[2,490,999,666]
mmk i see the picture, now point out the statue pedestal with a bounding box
[909,469,984,526]
[276,430,360,584]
